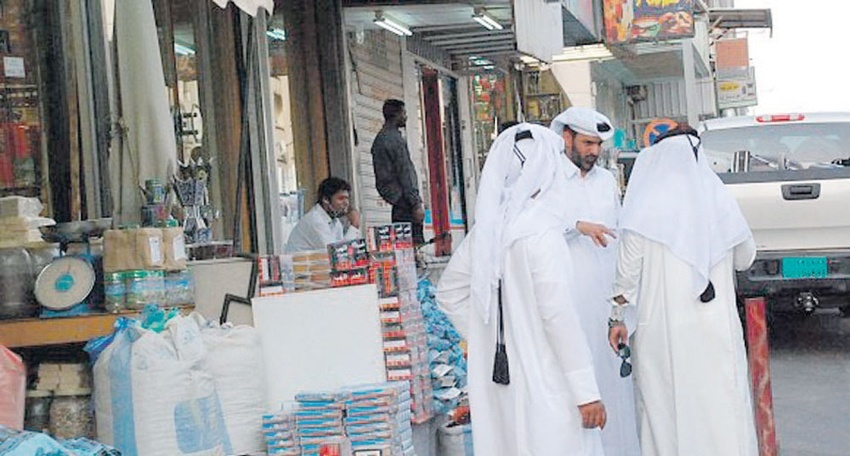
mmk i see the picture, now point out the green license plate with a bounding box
[782,257,828,279]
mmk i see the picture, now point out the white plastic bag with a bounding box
[193,313,266,455]
[437,422,474,456]
[0,346,25,430]
[93,317,232,456]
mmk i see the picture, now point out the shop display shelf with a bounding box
[0,307,194,348]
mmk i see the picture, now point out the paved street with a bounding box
[769,310,850,455]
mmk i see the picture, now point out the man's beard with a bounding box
[569,147,597,172]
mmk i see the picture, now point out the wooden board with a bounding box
[0,312,136,348]
[252,284,386,409]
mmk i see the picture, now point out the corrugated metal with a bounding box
[349,30,404,227]
[515,0,563,62]
[634,80,688,121]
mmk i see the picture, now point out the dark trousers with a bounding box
[391,204,425,245]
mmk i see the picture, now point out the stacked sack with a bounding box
[417,279,468,416]
[88,312,266,456]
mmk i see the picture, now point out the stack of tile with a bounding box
[344,382,415,456]
[294,391,350,456]
[367,223,434,424]
[262,410,299,455]
[291,250,332,291]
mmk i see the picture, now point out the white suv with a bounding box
[700,113,850,315]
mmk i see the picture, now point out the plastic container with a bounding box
[165,270,194,307]
[49,388,93,439]
[0,247,37,320]
[103,272,126,313]
[24,390,52,433]
[125,270,165,310]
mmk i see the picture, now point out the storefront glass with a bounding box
[470,71,508,170]
[267,3,300,241]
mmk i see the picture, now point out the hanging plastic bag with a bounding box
[0,345,25,430]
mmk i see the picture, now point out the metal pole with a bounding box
[745,296,779,456]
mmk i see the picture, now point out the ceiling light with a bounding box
[473,9,503,31]
[552,44,615,62]
[374,11,412,37]
[266,28,287,41]
[174,43,195,56]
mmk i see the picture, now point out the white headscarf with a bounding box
[471,123,569,323]
[620,132,752,299]
[549,106,615,141]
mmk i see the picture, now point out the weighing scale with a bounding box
[34,256,96,315]
[34,218,111,317]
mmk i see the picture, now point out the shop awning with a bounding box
[211,0,274,17]
[708,8,772,31]
[343,1,563,70]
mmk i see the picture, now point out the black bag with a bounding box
[492,281,510,385]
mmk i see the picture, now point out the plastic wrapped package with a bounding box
[0,346,25,430]
[0,425,73,455]
[49,389,94,439]
[24,390,51,433]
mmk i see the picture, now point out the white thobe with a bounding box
[560,162,641,456]
[437,229,605,456]
[284,204,359,253]
[613,231,759,456]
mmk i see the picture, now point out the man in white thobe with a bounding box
[550,108,641,456]
[437,124,606,456]
[608,126,758,456]
[285,177,360,253]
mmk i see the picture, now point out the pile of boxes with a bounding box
[345,383,415,455]
[263,392,351,456]
[367,223,434,424]
[266,383,415,456]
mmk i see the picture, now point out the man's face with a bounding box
[324,190,350,217]
[397,109,407,128]
[563,130,604,173]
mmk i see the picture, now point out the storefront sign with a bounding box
[603,0,695,44]
[716,67,758,110]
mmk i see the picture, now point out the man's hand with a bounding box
[347,208,361,229]
[609,324,628,354]
[412,204,425,224]
[578,400,607,429]
[576,221,616,247]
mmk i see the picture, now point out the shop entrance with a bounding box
[420,66,466,256]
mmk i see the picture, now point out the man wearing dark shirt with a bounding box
[371,99,425,244]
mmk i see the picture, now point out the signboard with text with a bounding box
[716,67,758,110]
[603,0,695,44]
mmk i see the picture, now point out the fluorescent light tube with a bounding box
[266,28,287,41]
[374,12,412,37]
[174,43,195,56]
[473,11,503,30]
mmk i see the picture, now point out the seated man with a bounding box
[285,177,361,253]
